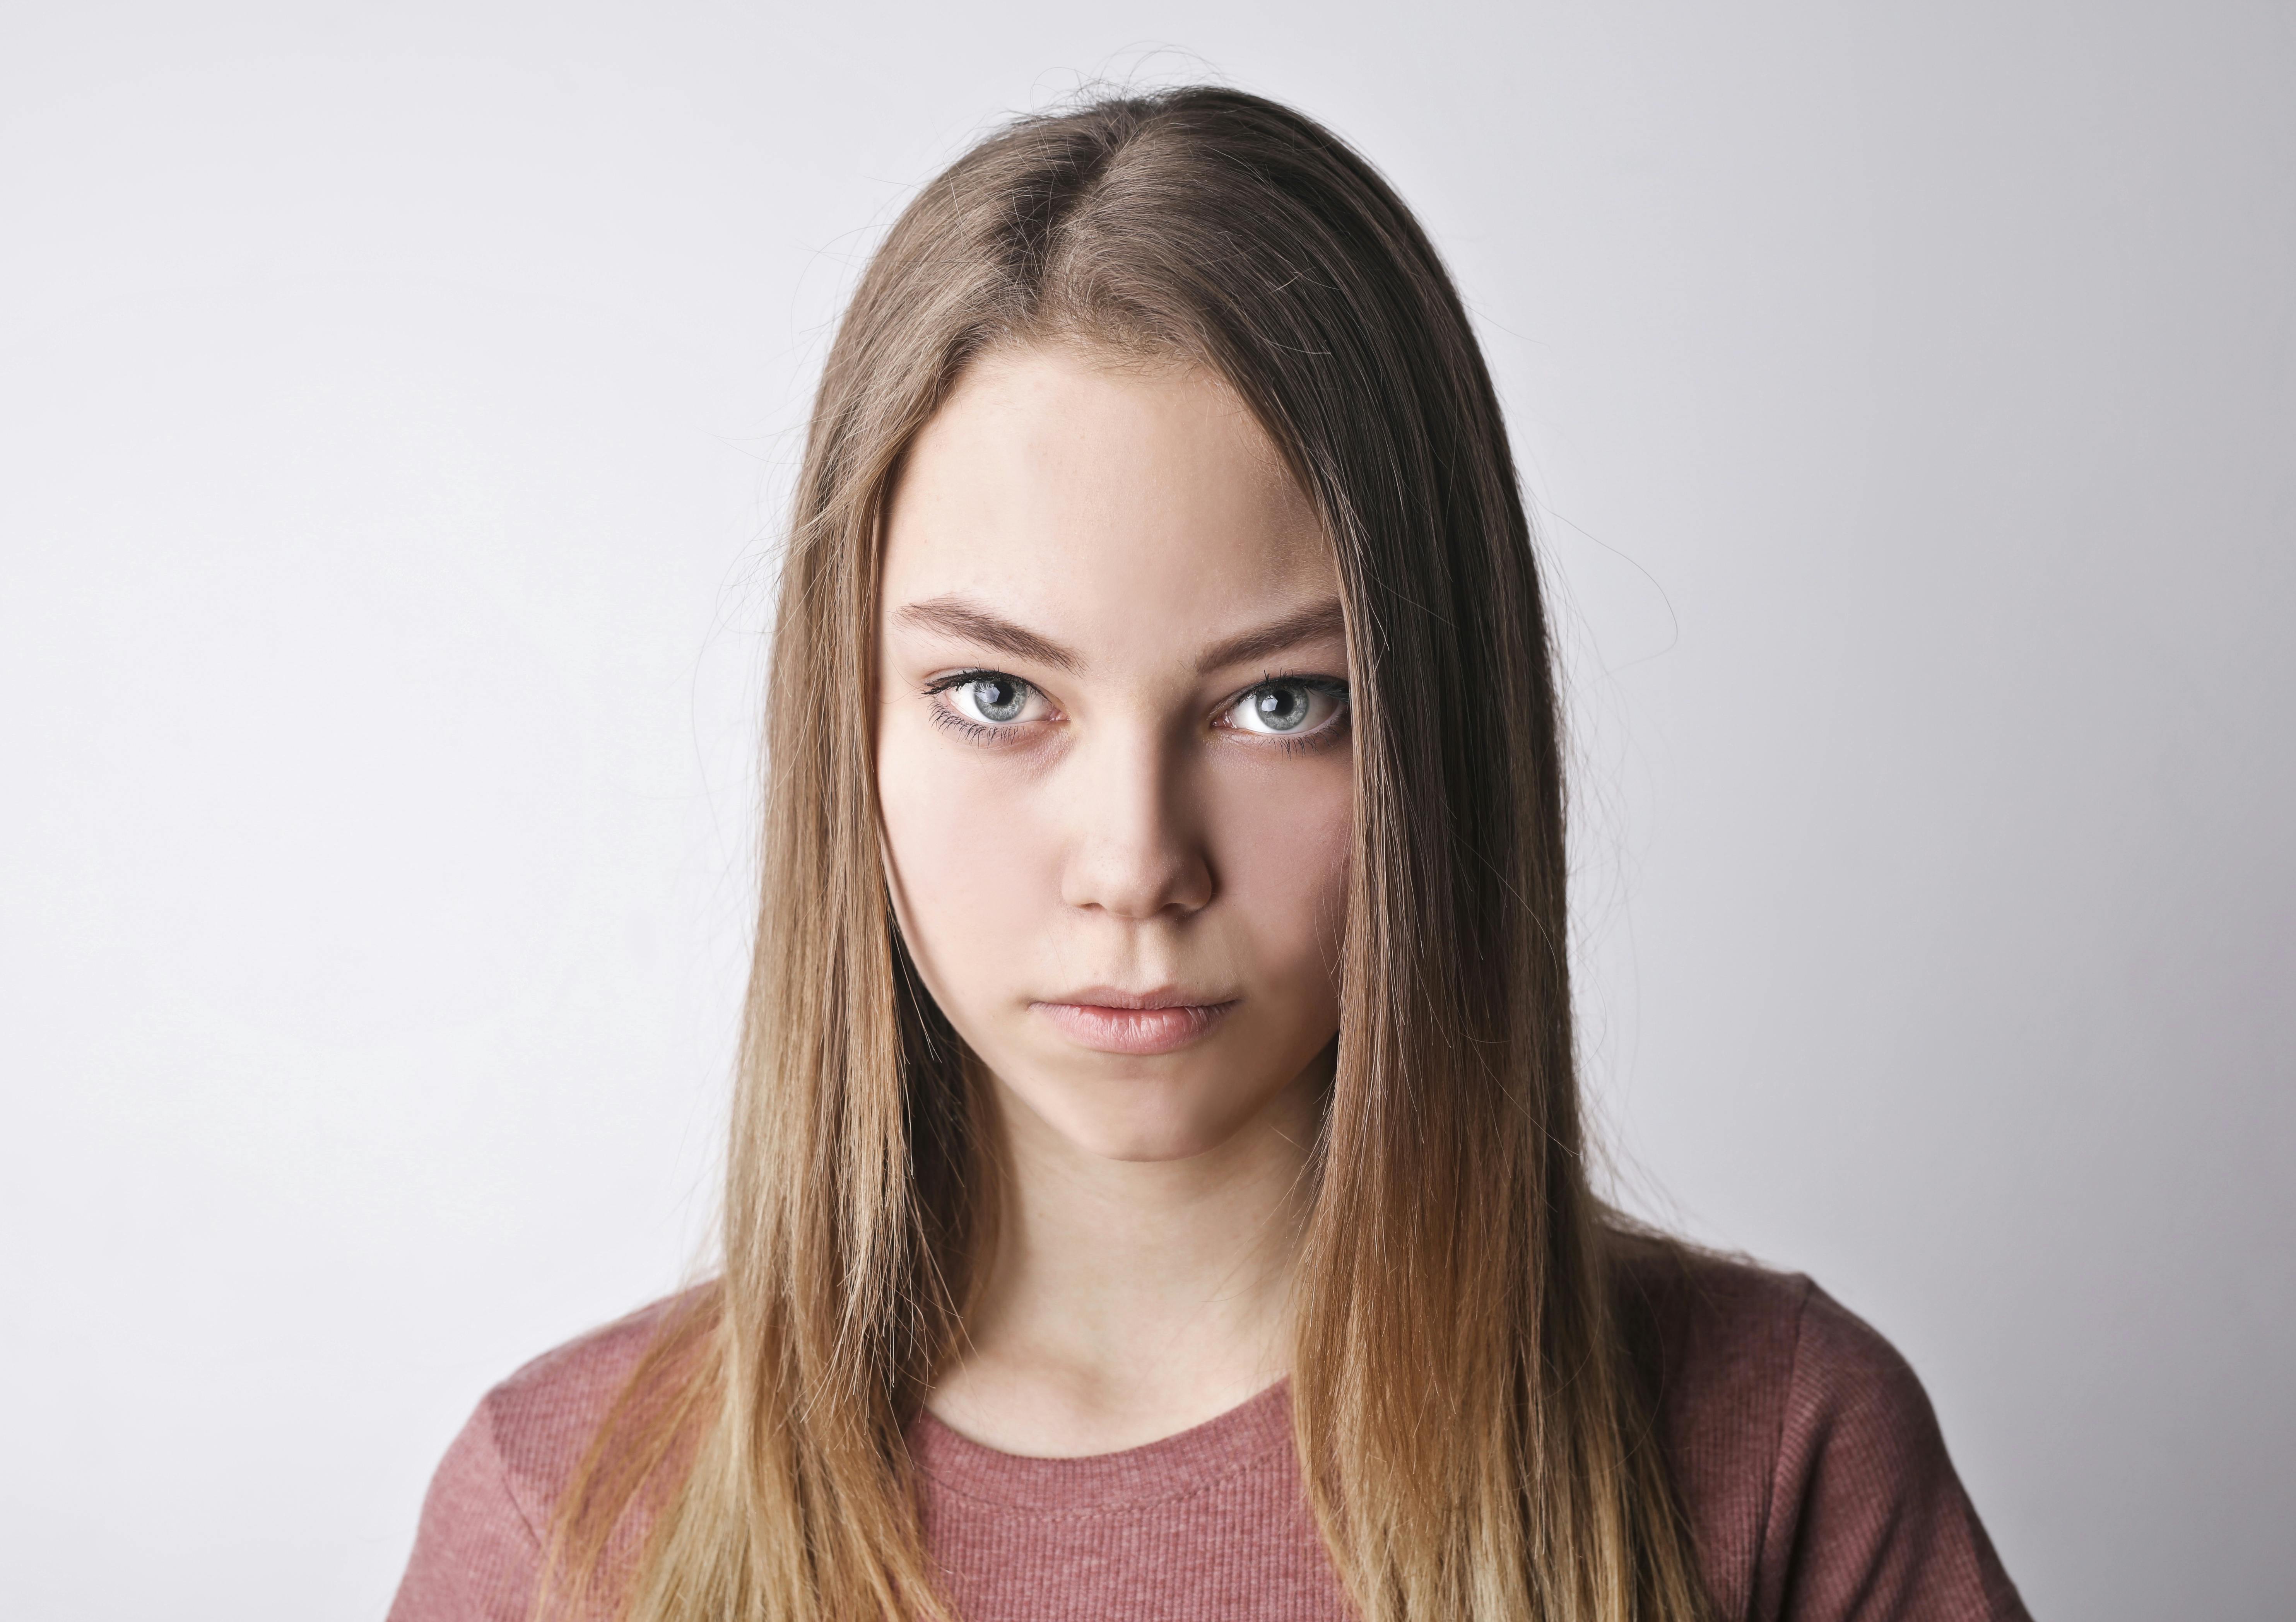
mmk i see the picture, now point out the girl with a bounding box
[391,87,2027,1622]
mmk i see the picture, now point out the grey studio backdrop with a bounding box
[2,3,2289,1618]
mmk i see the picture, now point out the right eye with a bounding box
[942,672,1044,726]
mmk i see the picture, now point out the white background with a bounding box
[3,2,2290,1617]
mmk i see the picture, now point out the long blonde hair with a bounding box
[549,86,1706,1622]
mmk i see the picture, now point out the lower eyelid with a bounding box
[928,693,1049,743]
[1226,684,1348,733]
[930,685,1345,745]
[1229,714,1351,752]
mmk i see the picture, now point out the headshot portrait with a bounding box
[4,5,2290,1622]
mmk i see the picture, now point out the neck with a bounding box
[925,1063,1323,1457]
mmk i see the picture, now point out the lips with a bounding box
[1030,988,1237,1056]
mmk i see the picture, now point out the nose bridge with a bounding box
[1061,711,1212,920]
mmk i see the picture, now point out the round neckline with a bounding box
[908,1378,1294,1512]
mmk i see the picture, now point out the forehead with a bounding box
[880,346,1336,649]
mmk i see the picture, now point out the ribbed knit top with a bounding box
[910,1380,1344,1619]
[388,1253,2029,1621]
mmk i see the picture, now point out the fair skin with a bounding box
[875,344,1354,1457]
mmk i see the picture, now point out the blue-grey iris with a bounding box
[1251,684,1311,732]
[971,676,1028,723]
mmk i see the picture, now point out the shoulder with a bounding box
[386,1290,703,1622]
[1613,1240,1917,1448]
[1610,1240,2029,1622]
[476,1292,691,1517]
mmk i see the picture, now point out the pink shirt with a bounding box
[389,1255,2028,1621]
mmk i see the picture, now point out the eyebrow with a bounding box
[889,593,1347,677]
[893,596,1083,672]
[1195,598,1347,674]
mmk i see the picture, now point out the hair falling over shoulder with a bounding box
[542,86,1709,1622]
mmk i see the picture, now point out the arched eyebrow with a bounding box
[893,596,1082,672]
[891,593,1347,677]
[1195,598,1347,674]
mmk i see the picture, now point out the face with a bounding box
[876,345,1352,1164]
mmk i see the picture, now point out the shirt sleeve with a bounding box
[1756,1280,2031,1622]
[387,1395,548,1622]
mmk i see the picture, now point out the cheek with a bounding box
[1209,762,1353,1004]
[876,721,1052,1006]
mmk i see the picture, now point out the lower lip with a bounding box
[1032,1000,1236,1056]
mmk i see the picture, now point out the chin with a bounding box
[1030,1075,1272,1165]
[1083,1122,1235,1164]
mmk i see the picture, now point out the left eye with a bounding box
[1225,679,1347,737]
[945,673,1044,726]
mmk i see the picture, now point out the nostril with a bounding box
[1062,852,1215,920]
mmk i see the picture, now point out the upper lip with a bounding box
[1039,986,1234,1010]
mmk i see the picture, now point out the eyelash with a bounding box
[919,668,1351,755]
[921,669,1033,746]
[1236,673,1351,756]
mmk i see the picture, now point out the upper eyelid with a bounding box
[922,666,1345,690]
[1221,672,1349,709]
[923,666,1034,693]
[926,668,1058,727]
[1217,675,1351,737]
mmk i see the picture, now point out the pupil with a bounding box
[1256,685,1307,731]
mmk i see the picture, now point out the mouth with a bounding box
[1029,988,1238,1057]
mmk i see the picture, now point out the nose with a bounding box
[1058,724,1214,920]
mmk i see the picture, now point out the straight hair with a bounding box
[547,85,1708,1622]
